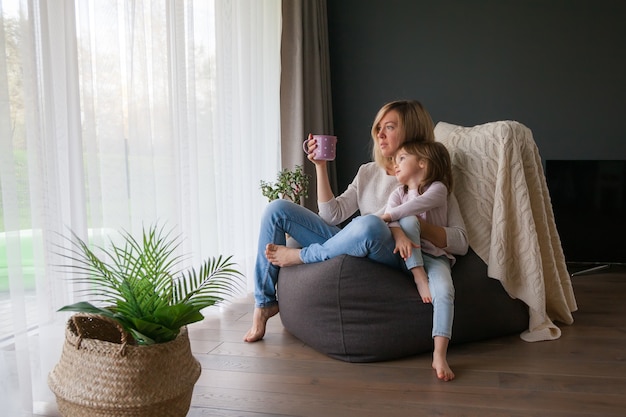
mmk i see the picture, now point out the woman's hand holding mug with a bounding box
[303,134,337,163]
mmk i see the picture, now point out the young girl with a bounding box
[380,140,457,381]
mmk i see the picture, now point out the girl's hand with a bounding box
[380,213,392,223]
[393,232,419,260]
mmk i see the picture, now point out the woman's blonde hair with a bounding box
[399,141,453,195]
[370,100,435,170]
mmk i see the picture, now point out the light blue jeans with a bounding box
[398,215,455,339]
[398,216,425,270]
[254,199,403,308]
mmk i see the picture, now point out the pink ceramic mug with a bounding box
[303,135,337,161]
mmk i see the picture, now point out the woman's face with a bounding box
[375,110,403,158]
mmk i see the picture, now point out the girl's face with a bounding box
[394,150,426,188]
[375,110,403,158]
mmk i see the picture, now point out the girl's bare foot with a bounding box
[265,243,303,267]
[244,305,280,342]
[433,336,454,381]
[411,266,432,303]
[432,353,455,381]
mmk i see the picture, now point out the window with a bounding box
[0,0,281,413]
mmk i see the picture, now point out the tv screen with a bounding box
[545,160,626,265]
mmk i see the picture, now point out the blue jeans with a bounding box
[398,215,454,339]
[254,199,403,307]
[422,254,454,338]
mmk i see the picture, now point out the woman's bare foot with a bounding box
[432,353,455,381]
[244,305,280,342]
[411,266,432,303]
[265,243,303,267]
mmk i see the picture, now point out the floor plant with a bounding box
[57,223,244,345]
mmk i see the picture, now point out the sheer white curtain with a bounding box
[0,0,281,414]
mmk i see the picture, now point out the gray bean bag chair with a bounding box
[276,248,528,362]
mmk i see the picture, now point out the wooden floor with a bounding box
[186,265,626,417]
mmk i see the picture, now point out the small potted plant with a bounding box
[48,223,243,417]
[260,164,310,205]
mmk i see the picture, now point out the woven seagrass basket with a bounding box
[48,314,201,417]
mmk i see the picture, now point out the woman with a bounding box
[245,100,468,379]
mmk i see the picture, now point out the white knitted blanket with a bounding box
[435,121,577,342]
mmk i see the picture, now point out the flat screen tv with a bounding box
[545,160,626,266]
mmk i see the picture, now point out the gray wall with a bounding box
[327,0,626,192]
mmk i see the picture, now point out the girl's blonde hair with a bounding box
[399,141,453,195]
[370,100,435,170]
